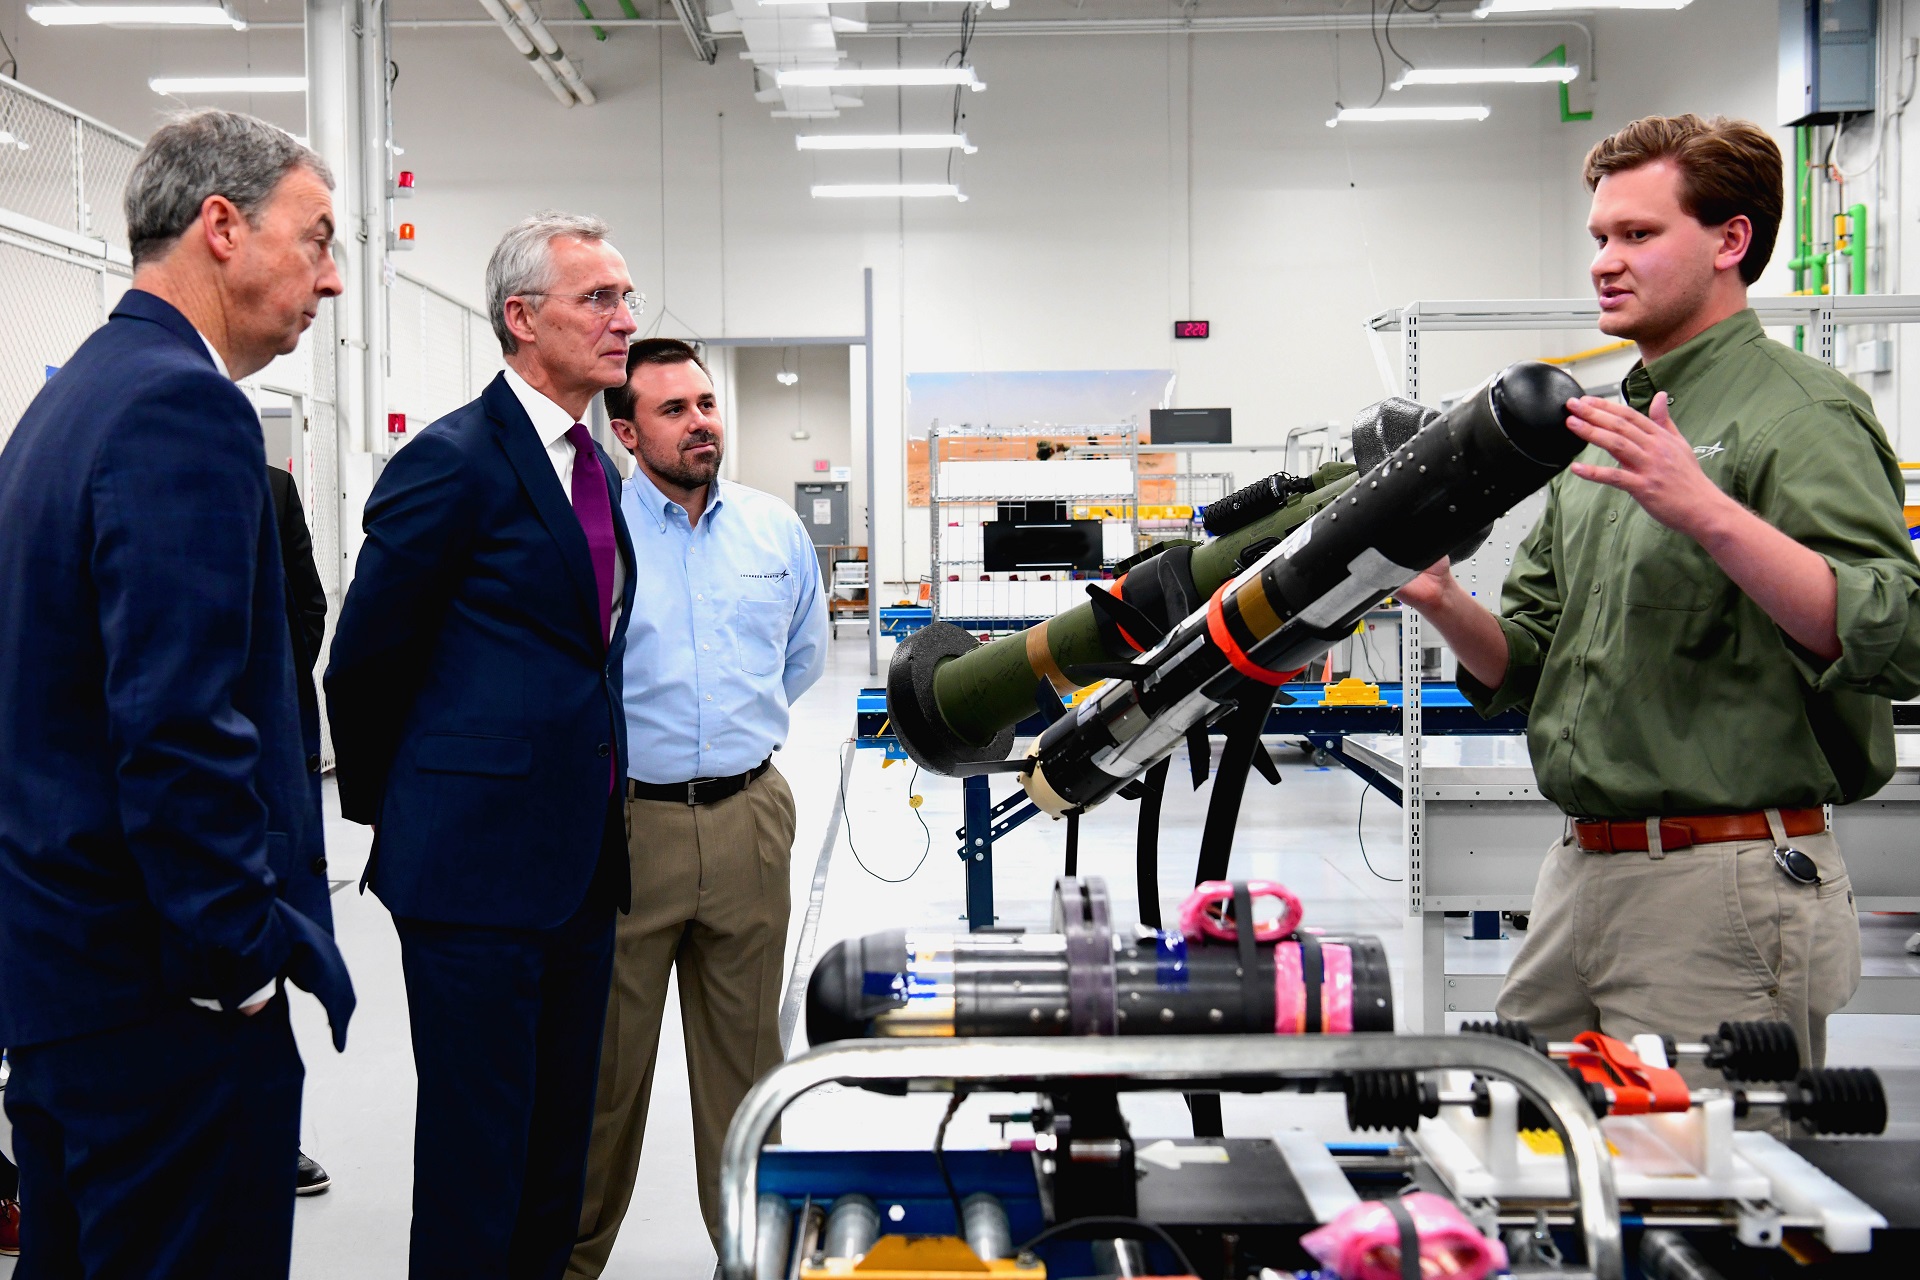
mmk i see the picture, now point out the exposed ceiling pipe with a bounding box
[475,0,577,106]
[503,0,598,105]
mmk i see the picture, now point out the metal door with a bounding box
[794,481,849,546]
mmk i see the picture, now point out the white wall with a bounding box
[6,0,1875,582]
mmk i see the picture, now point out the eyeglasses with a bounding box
[519,288,646,319]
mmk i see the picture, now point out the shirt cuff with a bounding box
[1790,554,1920,693]
[190,978,279,1014]
[1454,618,1544,718]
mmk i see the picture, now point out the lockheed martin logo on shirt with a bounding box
[1694,443,1726,460]
[742,569,791,581]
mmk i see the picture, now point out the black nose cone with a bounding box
[1490,361,1585,468]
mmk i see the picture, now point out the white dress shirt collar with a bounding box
[196,331,231,381]
[503,365,581,449]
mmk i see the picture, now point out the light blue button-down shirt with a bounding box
[620,469,828,783]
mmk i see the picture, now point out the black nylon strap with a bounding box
[1383,1196,1422,1280]
[1194,690,1279,885]
[1232,882,1262,1033]
[1064,810,1080,878]
[1134,759,1171,930]
[1296,929,1323,1035]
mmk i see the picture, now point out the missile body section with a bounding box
[1018,362,1584,816]
[806,877,1394,1044]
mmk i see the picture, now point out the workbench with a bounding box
[1339,732,1920,1032]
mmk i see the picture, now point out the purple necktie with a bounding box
[565,422,617,647]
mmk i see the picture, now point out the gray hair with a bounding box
[485,211,612,355]
[125,109,332,268]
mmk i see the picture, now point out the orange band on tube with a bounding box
[1207,585,1288,687]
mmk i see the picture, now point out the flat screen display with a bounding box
[983,519,1105,572]
[1150,407,1232,445]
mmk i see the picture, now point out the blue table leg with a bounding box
[1471,910,1503,940]
[962,774,995,930]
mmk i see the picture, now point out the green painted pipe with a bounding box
[1847,202,1868,296]
[927,461,1359,748]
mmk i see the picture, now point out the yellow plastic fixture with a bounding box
[800,1233,1046,1276]
[1324,677,1385,706]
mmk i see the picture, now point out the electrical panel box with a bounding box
[1780,0,1878,125]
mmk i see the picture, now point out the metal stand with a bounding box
[717,1034,1625,1280]
[957,775,1042,930]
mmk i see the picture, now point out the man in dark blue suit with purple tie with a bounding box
[326,213,639,1280]
[0,110,355,1278]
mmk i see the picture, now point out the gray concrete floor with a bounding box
[3,631,1917,1277]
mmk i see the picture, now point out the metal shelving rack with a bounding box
[1366,293,1920,1030]
[927,420,1140,629]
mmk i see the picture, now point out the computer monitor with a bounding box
[983,519,1105,572]
[1150,407,1232,445]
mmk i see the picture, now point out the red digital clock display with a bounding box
[1174,320,1211,339]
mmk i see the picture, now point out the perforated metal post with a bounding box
[1398,306,1443,1031]
[1816,302,1837,366]
[962,773,995,929]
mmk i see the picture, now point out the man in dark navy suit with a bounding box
[0,110,355,1278]
[327,213,639,1280]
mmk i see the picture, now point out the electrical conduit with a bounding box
[476,0,576,106]
[503,0,598,105]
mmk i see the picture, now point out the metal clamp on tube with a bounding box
[715,1034,1624,1280]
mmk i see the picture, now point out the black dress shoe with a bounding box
[296,1151,332,1196]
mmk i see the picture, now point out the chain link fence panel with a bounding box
[387,273,500,434]
[0,238,124,450]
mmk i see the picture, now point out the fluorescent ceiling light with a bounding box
[29,4,244,27]
[150,76,307,94]
[1327,105,1491,126]
[1393,66,1578,88]
[797,133,976,153]
[1476,0,1689,13]
[811,183,967,201]
[778,68,985,91]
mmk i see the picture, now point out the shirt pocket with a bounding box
[1620,520,1717,612]
[736,597,788,677]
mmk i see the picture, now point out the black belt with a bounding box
[626,758,770,806]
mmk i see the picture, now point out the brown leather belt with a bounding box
[1573,807,1826,854]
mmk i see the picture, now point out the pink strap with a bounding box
[1178,879,1304,945]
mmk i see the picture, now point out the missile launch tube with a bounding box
[889,460,1362,774]
[1017,362,1583,816]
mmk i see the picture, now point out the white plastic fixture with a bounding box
[1476,0,1690,13]
[777,68,985,91]
[776,371,800,386]
[150,76,307,94]
[1393,66,1578,88]
[0,130,28,151]
[28,4,244,26]
[797,133,977,153]
[810,183,968,201]
[1327,105,1491,127]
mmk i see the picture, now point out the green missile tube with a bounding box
[889,460,1359,774]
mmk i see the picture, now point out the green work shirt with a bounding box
[1457,308,1920,818]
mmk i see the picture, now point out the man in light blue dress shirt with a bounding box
[570,339,826,1274]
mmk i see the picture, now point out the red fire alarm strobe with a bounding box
[396,170,416,190]
[396,222,416,242]
[388,413,407,435]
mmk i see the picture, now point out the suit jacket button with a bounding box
[307,754,322,773]
[311,856,328,874]
[597,743,611,758]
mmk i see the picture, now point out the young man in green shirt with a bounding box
[1399,114,1920,1066]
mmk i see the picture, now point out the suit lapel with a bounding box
[483,375,602,642]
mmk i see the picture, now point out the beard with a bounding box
[642,431,723,490]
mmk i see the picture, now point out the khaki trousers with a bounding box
[1497,825,1860,1068]
[567,765,796,1277]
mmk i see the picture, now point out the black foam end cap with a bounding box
[1490,361,1586,468]
[885,621,1015,774]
